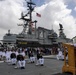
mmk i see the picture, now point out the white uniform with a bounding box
[36,52,44,66]
[56,50,64,60]
[20,51,25,57]
[39,58,44,66]
[10,52,17,65]
[0,51,2,60]
[30,57,35,63]
[2,52,6,57]
[15,53,26,69]
[5,51,11,62]
[2,51,6,61]
[29,51,35,63]
[15,51,18,56]
[0,51,2,56]
[17,60,26,69]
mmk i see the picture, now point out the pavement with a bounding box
[43,55,56,59]
[0,55,73,75]
[53,73,72,75]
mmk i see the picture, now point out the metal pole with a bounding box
[30,0,32,21]
[34,20,37,38]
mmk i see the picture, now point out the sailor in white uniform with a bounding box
[36,51,44,66]
[20,50,25,59]
[10,51,17,65]
[2,50,6,62]
[0,50,2,60]
[39,54,44,66]
[5,49,12,62]
[28,51,35,63]
[15,51,26,69]
[56,49,64,60]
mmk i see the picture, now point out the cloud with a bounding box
[0,0,26,40]
[33,0,76,39]
[0,0,76,40]
[73,0,76,3]
[74,7,76,11]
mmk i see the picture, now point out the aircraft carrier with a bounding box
[2,0,72,48]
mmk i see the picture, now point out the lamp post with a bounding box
[34,20,37,38]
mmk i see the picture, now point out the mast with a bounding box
[27,0,36,34]
[19,0,36,35]
[29,0,32,21]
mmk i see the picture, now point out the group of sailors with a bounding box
[0,46,69,69]
[0,47,44,69]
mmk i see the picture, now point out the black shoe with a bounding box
[32,61,34,63]
[12,64,16,65]
[21,67,25,69]
[41,64,44,66]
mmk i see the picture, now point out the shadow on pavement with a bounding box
[53,72,73,75]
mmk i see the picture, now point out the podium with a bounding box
[62,43,76,75]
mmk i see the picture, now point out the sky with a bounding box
[0,0,76,40]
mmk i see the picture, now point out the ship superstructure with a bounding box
[16,0,58,47]
[2,0,71,48]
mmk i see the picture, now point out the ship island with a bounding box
[0,0,73,49]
